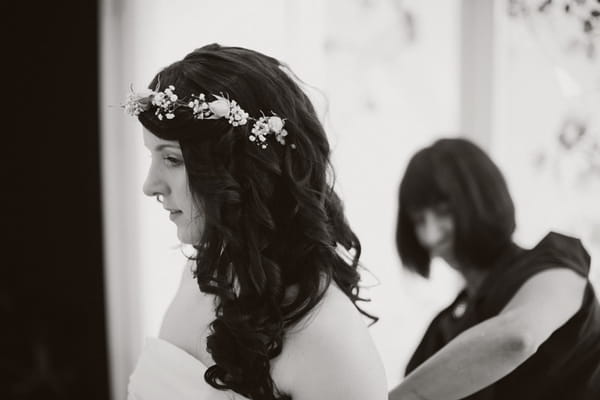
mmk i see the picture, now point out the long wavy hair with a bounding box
[137,44,376,400]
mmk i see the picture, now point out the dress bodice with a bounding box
[127,337,242,400]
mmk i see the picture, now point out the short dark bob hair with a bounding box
[396,137,516,277]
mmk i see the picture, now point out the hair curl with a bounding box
[138,43,376,400]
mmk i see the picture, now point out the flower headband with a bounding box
[123,85,290,149]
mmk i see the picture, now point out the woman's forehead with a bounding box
[143,128,181,151]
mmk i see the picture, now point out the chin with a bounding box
[177,227,202,245]
[177,232,193,245]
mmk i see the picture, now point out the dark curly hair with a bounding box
[137,43,376,400]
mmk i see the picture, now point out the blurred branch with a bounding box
[508,0,600,59]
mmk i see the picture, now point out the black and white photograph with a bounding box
[4,1,600,399]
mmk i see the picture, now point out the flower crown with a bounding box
[124,85,290,149]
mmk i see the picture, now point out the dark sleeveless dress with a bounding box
[405,232,600,399]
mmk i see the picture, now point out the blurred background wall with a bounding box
[100,0,600,399]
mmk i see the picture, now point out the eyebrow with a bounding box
[154,144,182,152]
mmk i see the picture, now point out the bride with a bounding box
[123,43,387,400]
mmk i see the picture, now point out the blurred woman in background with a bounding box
[390,138,600,400]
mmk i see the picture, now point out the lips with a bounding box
[431,240,452,255]
[164,207,182,220]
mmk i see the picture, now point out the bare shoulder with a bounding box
[503,267,586,313]
[498,267,587,349]
[272,283,387,400]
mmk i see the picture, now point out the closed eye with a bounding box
[163,156,183,167]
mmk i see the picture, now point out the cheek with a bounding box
[190,204,205,229]
[183,189,205,242]
[441,217,455,236]
[414,224,427,244]
[183,185,203,221]
[182,209,205,245]
[172,170,193,209]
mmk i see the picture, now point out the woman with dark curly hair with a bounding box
[124,44,387,400]
[389,138,600,400]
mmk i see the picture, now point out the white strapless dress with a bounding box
[127,337,243,400]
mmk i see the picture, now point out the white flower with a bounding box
[209,98,231,118]
[231,113,246,126]
[123,89,152,116]
[267,116,284,133]
[152,92,165,106]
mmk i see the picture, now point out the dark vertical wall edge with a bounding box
[3,1,109,399]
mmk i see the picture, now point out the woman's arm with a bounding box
[390,267,586,400]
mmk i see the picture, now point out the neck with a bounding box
[460,267,488,298]
[444,257,488,298]
[445,241,520,298]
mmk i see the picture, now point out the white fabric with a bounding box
[127,337,238,400]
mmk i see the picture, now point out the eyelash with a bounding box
[163,156,182,167]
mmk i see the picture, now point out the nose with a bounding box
[142,162,169,198]
[416,212,448,249]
